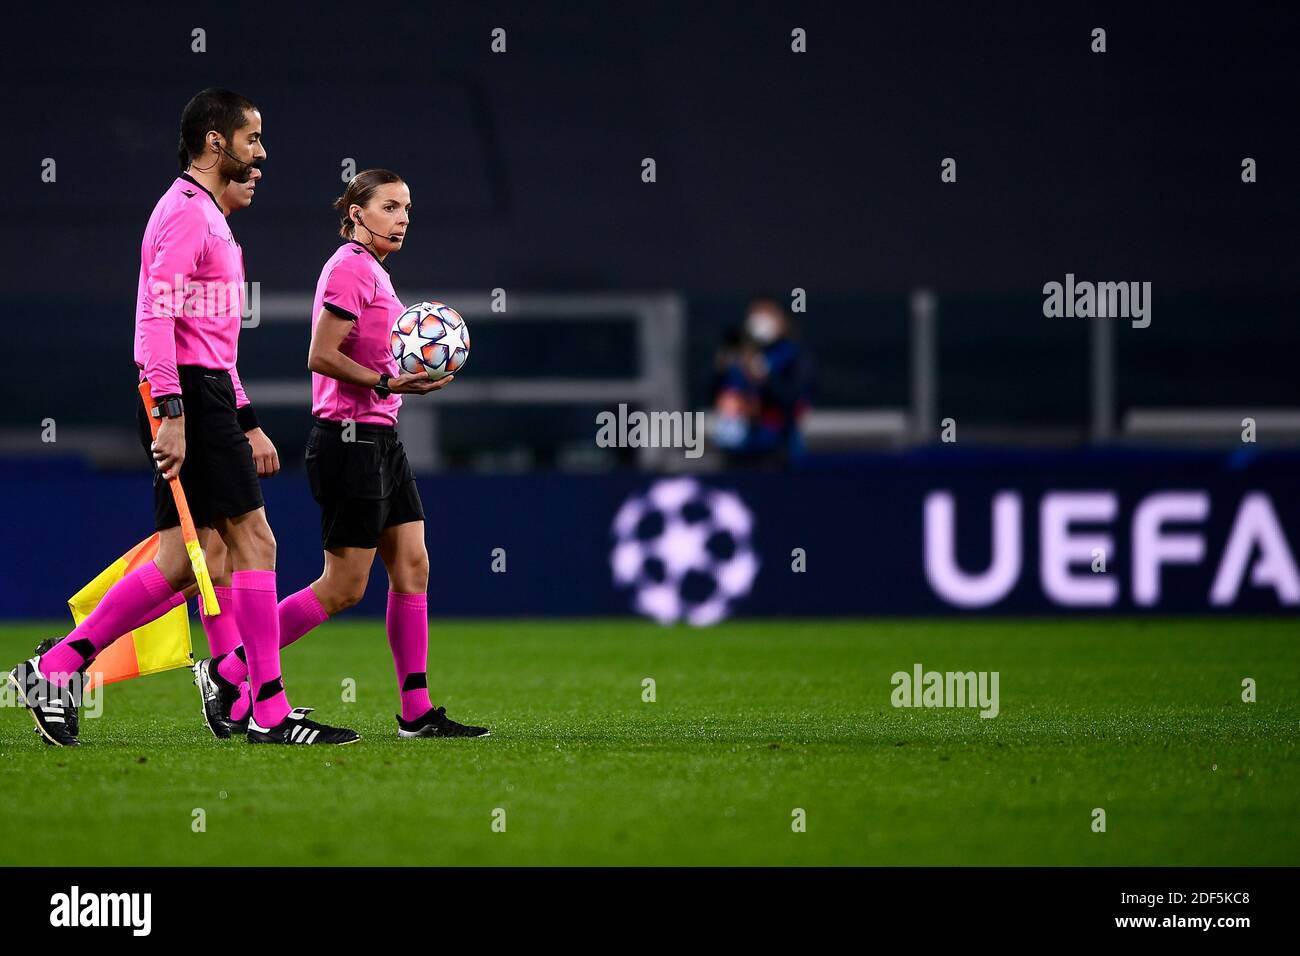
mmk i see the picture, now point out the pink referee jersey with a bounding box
[134,173,249,405]
[310,241,404,425]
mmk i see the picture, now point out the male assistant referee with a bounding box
[7,89,357,747]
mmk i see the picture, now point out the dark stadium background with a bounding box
[1,1,1297,618]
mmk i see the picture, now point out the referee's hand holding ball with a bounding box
[390,372,454,395]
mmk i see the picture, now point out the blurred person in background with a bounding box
[711,296,814,469]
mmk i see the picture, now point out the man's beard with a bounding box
[222,151,256,183]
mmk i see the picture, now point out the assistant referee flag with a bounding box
[67,534,193,687]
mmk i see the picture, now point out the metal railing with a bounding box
[245,291,686,469]
[1,288,1292,466]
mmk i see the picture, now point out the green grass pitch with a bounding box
[1,618,1296,866]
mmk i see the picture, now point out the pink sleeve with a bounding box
[321,258,373,321]
[138,208,206,397]
[229,363,249,409]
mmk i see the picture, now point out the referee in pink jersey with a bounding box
[8,89,357,747]
[196,169,489,739]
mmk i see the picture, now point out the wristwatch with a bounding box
[151,395,185,419]
[374,373,392,398]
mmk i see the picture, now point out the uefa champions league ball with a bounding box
[609,477,760,626]
[390,301,471,379]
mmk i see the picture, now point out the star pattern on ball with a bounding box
[395,324,430,366]
[435,315,468,355]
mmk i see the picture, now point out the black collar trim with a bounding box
[179,172,223,212]
[347,239,390,272]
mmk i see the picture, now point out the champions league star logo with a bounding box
[609,478,760,626]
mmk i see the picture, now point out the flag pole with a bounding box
[137,381,220,616]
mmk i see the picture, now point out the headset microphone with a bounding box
[215,142,261,179]
[354,215,401,242]
[188,140,260,177]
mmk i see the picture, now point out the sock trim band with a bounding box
[255,676,285,702]
[388,591,427,610]
[231,569,278,593]
[141,561,177,604]
[294,587,330,626]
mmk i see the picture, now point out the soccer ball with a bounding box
[609,477,760,626]
[390,301,470,379]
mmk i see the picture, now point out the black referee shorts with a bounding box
[136,366,265,531]
[305,418,425,550]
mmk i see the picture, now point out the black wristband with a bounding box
[374,373,392,399]
[237,404,260,432]
[151,395,185,419]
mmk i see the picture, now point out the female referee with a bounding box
[206,169,489,739]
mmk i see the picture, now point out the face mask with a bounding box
[746,312,780,344]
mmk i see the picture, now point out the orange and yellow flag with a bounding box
[68,534,193,688]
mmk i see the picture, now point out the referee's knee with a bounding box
[227,514,277,569]
[387,549,429,594]
[155,529,196,590]
[315,569,368,614]
[157,556,195,592]
[253,526,277,568]
[330,580,367,613]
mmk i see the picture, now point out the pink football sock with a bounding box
[387,591,432,721]
[73,588,188,673]
[162,589,189,612]
[215,641,246,685]
[217,585,328,684]
[232,569,291,728]
[200,585,242,657]
[40,561,180,685]
[229,681,251,724]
